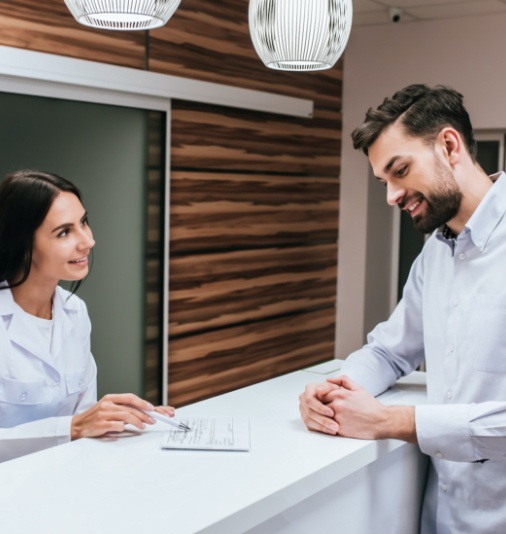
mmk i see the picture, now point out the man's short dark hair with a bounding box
[351,84,477,161]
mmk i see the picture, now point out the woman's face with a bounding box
[31,192,95,284]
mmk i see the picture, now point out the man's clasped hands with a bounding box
[298,375,402,442]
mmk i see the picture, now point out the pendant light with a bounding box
[249,0,353,71]
[65,0,182,31]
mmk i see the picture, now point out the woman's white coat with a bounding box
[0,284,97,462]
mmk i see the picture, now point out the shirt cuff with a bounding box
[56,415,73,446]
[415,404,475,462]
[341,354,398,397]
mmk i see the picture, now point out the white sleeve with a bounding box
[0,416,73,463]
[73,361,97,414]
[341,252,426,397]
[74,300,98,414]
[416,402,506,462]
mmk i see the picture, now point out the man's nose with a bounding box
[386,182,405,206]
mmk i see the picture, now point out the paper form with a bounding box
[160,417,250,451]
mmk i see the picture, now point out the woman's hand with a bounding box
[71,393,165,440]
[153,405,175,417]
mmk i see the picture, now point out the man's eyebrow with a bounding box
[383,156,401,174]
[51,212,87,233]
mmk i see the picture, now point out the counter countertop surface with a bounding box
[0,360,427,534]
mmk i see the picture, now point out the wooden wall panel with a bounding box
[169,244,337,336]
[170,171,339,252]
[169,98,340,405]
[171,103,341,174]
[0,1,146,69]
[168,308,335,406]
[144,112,165,404]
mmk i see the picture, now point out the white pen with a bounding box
[144,410,191,431]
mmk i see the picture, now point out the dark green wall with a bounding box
[0,91,148,397]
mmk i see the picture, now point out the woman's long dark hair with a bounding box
[0,169,89,294]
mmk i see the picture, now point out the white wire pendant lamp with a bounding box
[64,0,182,31]
[249,0,353,71]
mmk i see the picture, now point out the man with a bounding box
[299,84,506,533]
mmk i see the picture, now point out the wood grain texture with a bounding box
[171,102,342,174]
[149,0,343,109]
[170,243,337,336]
[168,97,341,404]
[144,112,165,404]
[168,308,335,406]
[170,171,339,252]
[0,1,146,69]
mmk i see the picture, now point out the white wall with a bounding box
[337,11,506,358]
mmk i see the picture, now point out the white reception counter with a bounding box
[0,360,428,534]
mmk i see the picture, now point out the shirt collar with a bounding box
[464,171,506,252]
[0,282,79,316]
[435,172,506,252]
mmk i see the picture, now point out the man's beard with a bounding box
[411,156,463,234]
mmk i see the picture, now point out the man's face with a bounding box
[368,121,463,233]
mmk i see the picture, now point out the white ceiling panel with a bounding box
[378,0,475,7]
[352,0,506,26]
[353,10,416,25]
[408,0,506,20]
[353,0,386,13]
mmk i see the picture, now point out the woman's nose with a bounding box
[77,228,95,250]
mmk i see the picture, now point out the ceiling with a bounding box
[353,0,506,26]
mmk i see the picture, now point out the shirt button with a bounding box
[447,390,453,399]
[448,344,455,353]
[453,298,459,307]
[19,392,27,401]
[441,483,447,492]
[459,253,466,260]
[51,382,59,389]
[78,380,85,388]
[435,451,444,459]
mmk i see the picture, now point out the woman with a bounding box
[0,169,174,462]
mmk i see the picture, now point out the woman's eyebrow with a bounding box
[51,222,73,233]
[51,211,87,233]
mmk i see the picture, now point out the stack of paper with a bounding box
[160,416,250,451]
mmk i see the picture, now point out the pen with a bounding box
[144,410,191,431]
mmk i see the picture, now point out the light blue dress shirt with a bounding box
[342,171,506,533]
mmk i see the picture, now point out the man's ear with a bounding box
[437,127,461,166]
